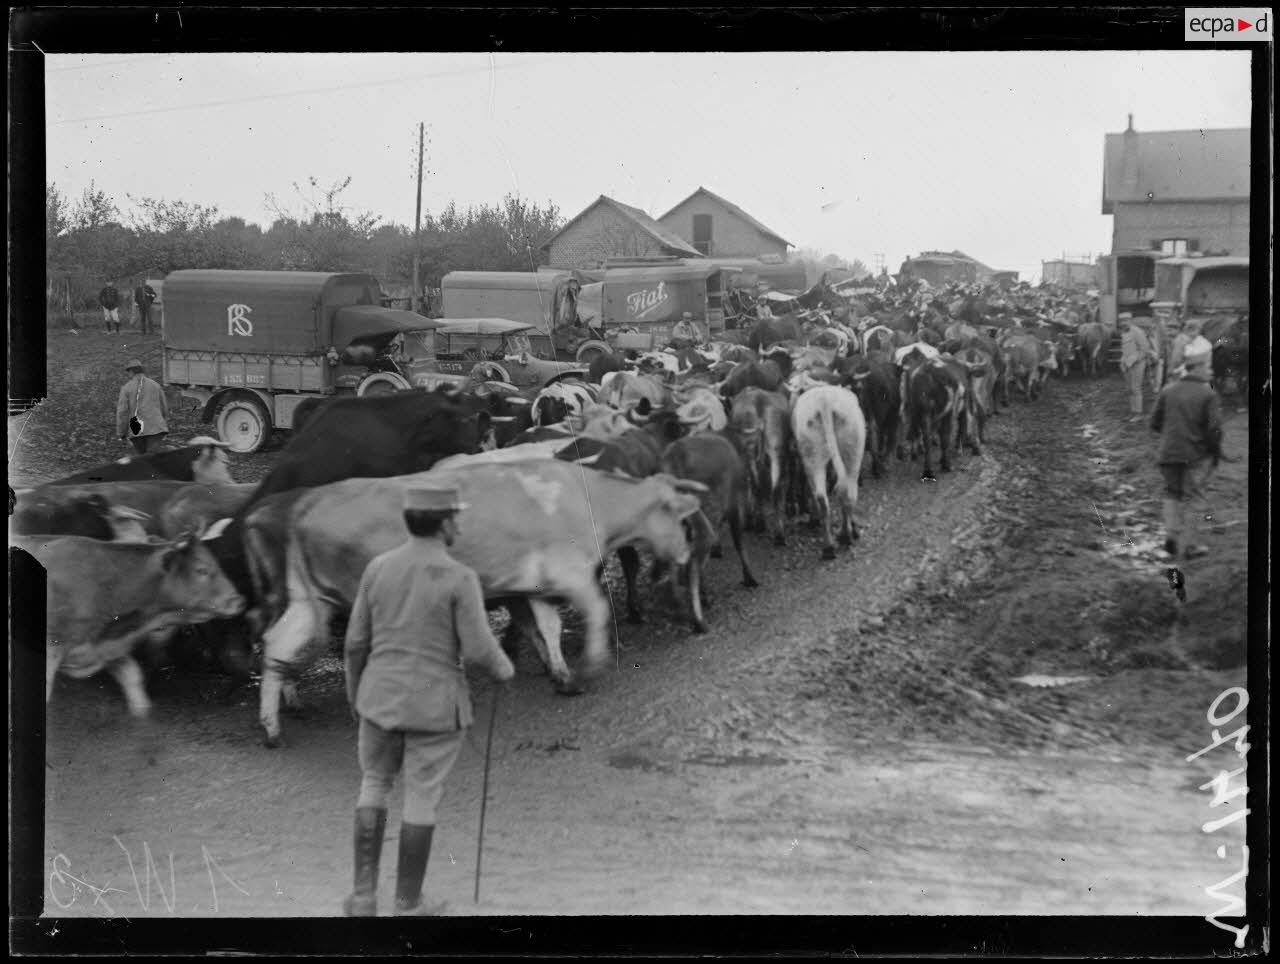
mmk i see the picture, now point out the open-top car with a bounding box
[428,318,588,389]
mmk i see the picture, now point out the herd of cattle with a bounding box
[12,276,1157,747]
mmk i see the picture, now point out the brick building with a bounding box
[1102,117,1250,256]
[657,186,791,258]
[540,195,703,269]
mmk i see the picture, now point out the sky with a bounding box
[44,50,1253,283]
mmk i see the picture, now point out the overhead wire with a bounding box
[46,55,562,127]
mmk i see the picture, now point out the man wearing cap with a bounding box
[133,281,158,335]
[99,281,122,334]
[116,359,170,454]
[1118,314,1158,421]
[1149,336,1223,561]
[1166,317,1203,381]
[669,311,703,348]
[342,485,515,917]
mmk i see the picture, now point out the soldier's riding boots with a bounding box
[342,807,386,916]
[394,823,447,915]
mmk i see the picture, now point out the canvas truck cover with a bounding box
[441,271,571,336]
[1154,257,1249,314]
[162,270,386,354]
[332,305,446,344]
[602,263,717,327]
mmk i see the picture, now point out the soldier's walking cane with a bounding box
[474,682,500,904]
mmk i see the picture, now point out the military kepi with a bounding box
[404,485,468,513]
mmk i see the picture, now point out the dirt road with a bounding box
[16,329,1251,926]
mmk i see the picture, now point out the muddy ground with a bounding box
[12,325,1252,927]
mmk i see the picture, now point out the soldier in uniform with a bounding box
[1149,336,1223,561]
[342,485,515,916]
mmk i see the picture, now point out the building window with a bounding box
[1159,238,1191,256]
[692,214,712,256]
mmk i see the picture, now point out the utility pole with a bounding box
[412,122,424,314]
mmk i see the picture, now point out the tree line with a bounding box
[44,176,565,320]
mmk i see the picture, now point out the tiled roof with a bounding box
[539,195,704,257]
[659,187,792,247]
[1102,127,1250,213]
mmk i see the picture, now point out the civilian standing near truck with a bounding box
[116,358,170,454]
[1119,313,1158,421]
[1149,336,1222,561]
[99,281,121,334]
[134,282,158,335]
[342,485,515,917]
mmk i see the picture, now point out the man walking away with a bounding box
[1119,313,1157,421]
[100,281,122,334]
[1150,336,1222,561]
[116,359,170,454]
[343,485,515,917]
[134,282,158,335]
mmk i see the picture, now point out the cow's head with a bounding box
[189,438,236,485]
[106,504,154,542]
[159,528,245,620]
[571,403,633,440]
[427,397,494,455]
[635,475,708,566]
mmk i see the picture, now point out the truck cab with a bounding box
[161,269,447,453]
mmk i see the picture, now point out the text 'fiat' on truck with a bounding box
[161,269,448,453]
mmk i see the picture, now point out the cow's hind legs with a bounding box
[259,599,323,748]
[108,656,152,718]
[617,547,644,624]
[526,600,579,696]
[729,503,759,589]
[566,581,612,686]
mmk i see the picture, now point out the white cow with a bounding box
[790,385,867,560]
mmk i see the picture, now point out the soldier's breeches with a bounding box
[357,718,466,824]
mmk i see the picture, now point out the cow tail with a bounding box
[819,399,849,500]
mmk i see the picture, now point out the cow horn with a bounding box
[200,517,233,541]
[660,474,710,495]
[188,435,232,449]
[851,371,871,381]
[108,505,153,522]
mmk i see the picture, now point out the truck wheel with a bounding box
[470,362,509,383]
[214,396,271,454]
[575,341,610,366]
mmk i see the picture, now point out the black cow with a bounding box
[659,432,758,634]
[845,357,901,479]
[205,388,493,700]
[45,438,234,486]
[247,388,490,505]
[746,316,802,352]
[553,410,686,624]
[719,351,793,398]
[1211,318,1249,408]
[587,351,631,385]
[902,358,969,481]
[10,490,149,541]
[942,334,1004,415]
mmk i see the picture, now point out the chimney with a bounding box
[1120,113,1140,197]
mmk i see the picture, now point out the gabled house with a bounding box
[540,195,704,269]
[1102,116,1250,256]
[657,186,791,258]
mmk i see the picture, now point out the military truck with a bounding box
[161,270,447,453]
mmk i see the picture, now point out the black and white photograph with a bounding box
[9,6,1269,956]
